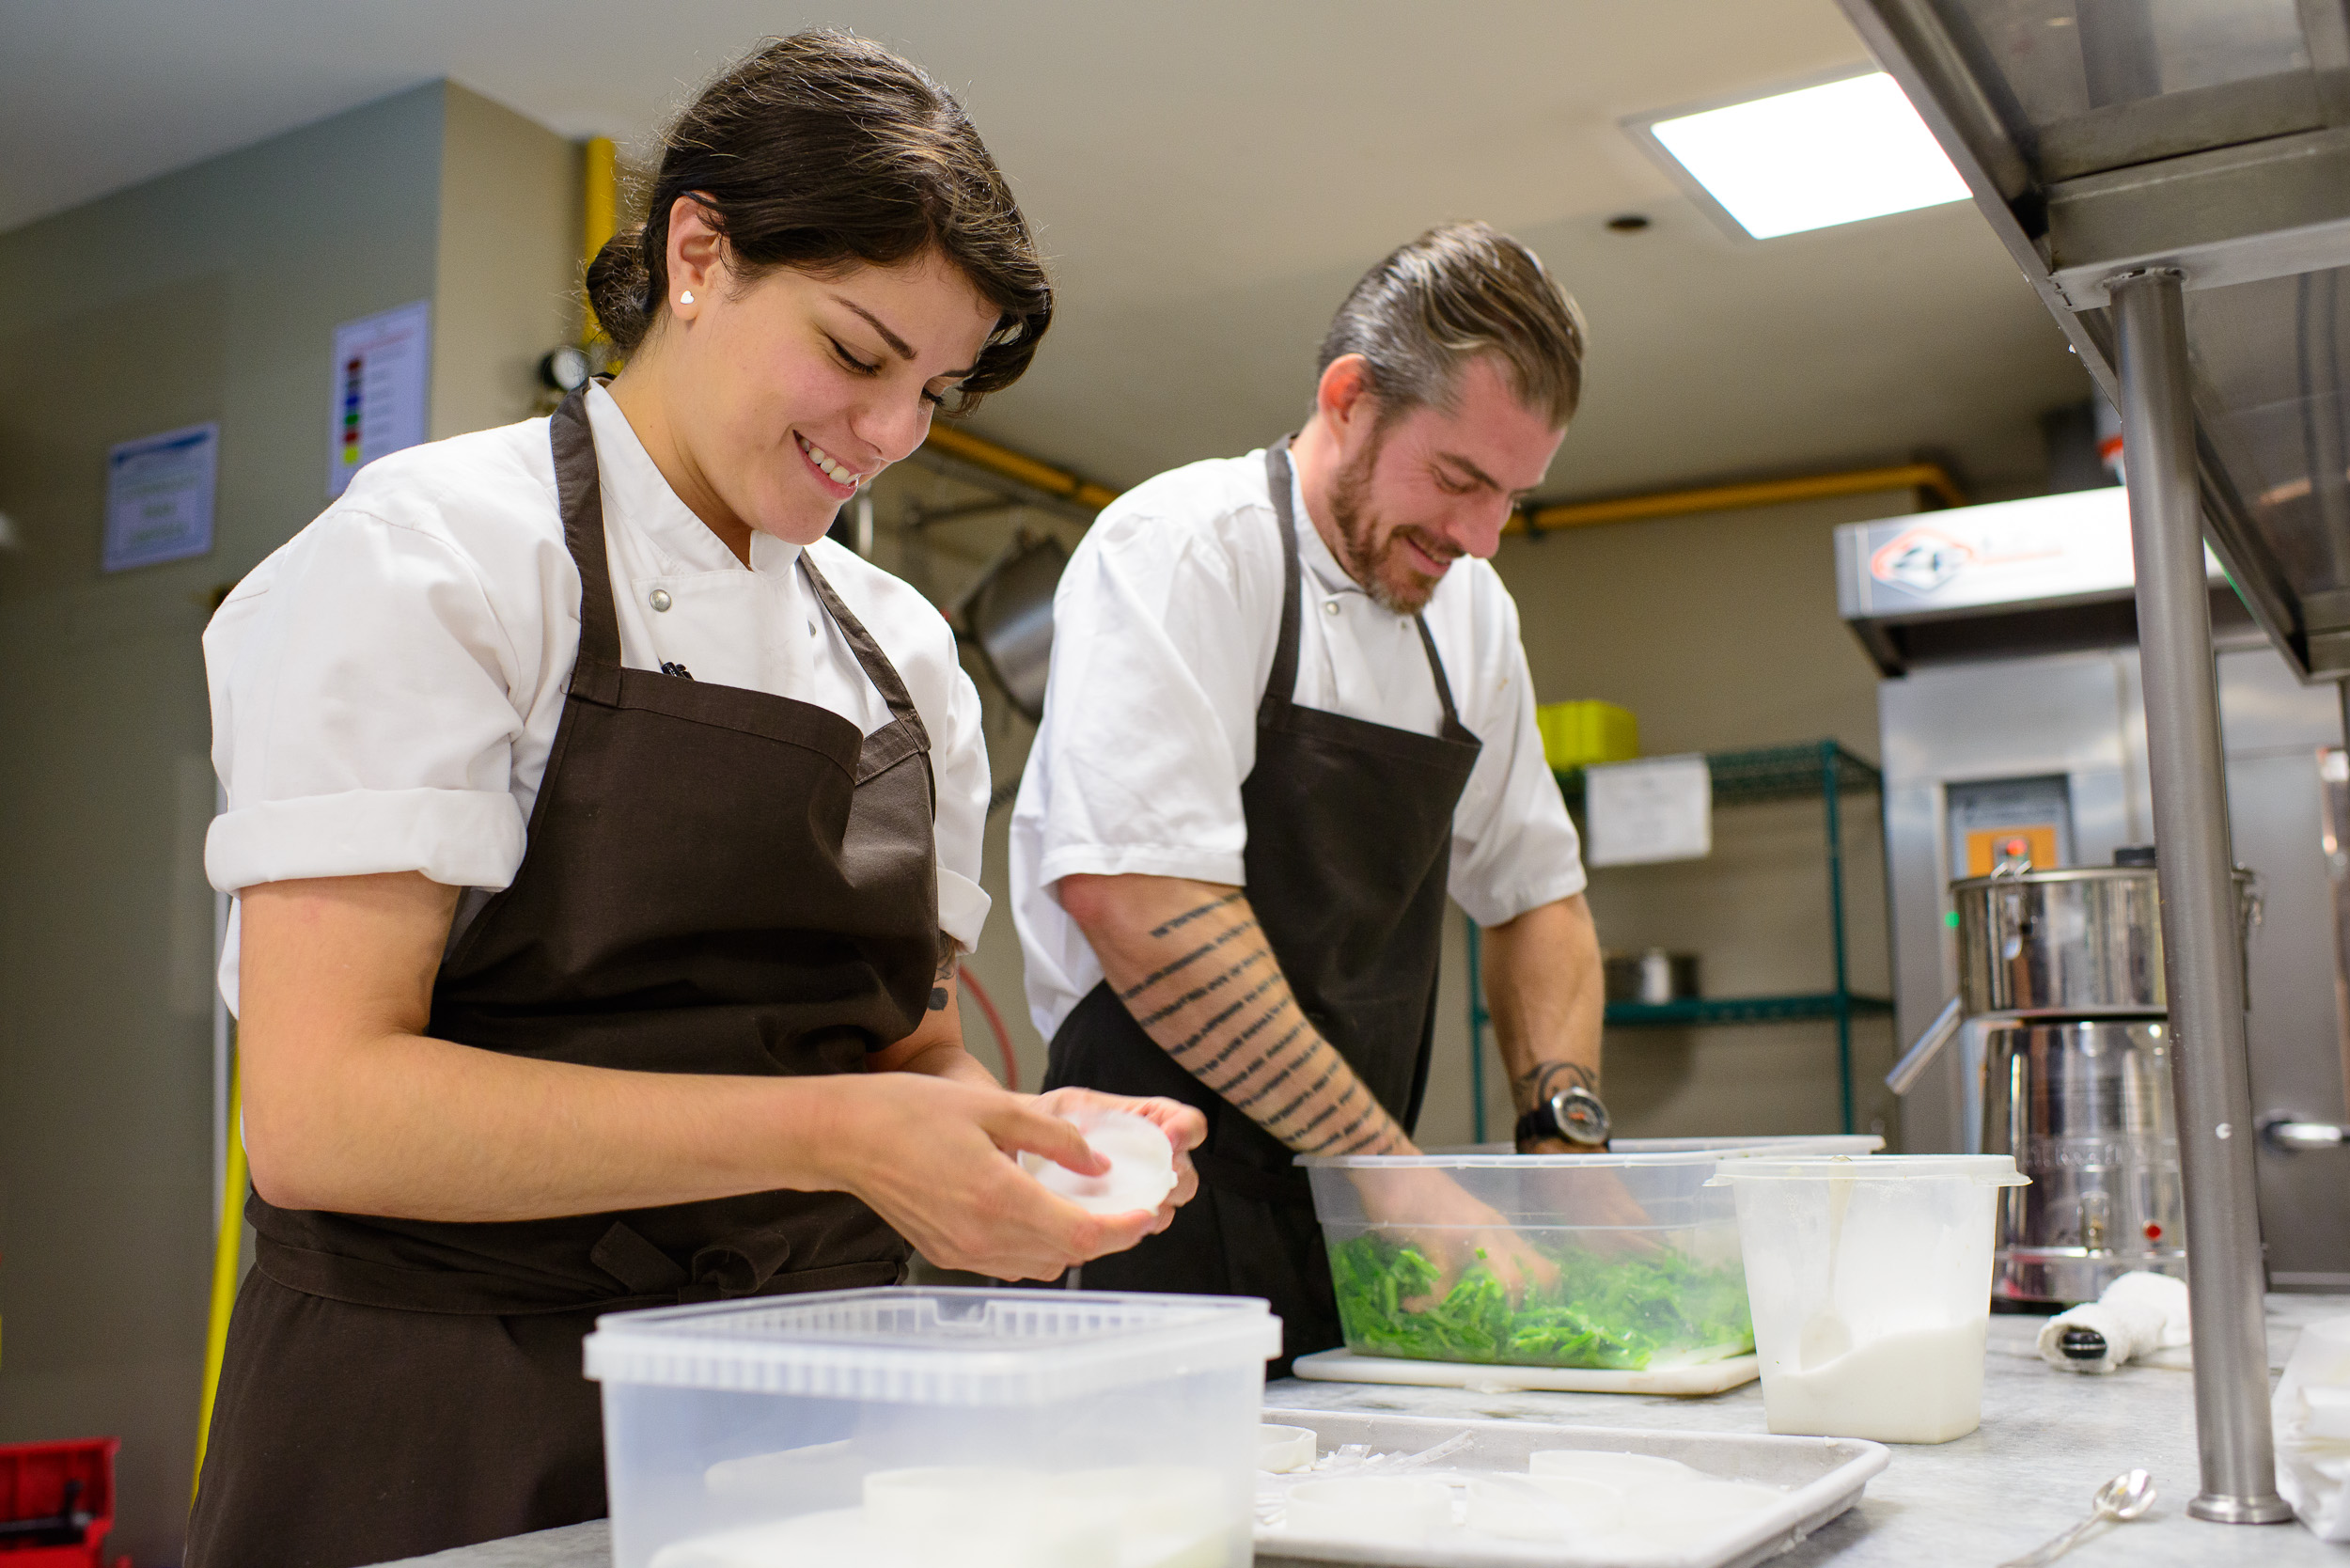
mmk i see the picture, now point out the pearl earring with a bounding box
[679,290,695,306]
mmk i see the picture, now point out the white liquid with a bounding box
[1763,1320,1988,1443]
[1467,1475,1623,1542]
[655,1465,1228,1568]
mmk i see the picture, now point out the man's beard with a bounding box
[1326,439,1456,616]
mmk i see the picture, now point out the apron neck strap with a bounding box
[1261,437,1466,730]
[551,388,624,700]
[795,549,928,740]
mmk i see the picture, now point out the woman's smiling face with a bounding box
[642,197,1000,550]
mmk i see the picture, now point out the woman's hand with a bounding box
[1029,1086,1206,1235]
[824,1074,1190,1280]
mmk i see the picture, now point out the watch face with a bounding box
[1553,1088,1610,1145]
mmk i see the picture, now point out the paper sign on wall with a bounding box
[328,299,431,497]
[103,422,218,572]
[1585,754,1713,867]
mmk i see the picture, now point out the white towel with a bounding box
[2277,1314,2350,1540]
[2034,1271,2190,1374]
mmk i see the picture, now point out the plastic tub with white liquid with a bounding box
[585,1287,1278,1568]
[1710,1154,2029,1444]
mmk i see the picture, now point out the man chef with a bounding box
[1010,222,1608,1371]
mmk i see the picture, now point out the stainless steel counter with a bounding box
[374,1295,2347,1567]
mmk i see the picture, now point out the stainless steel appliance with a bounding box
[1982,1015,2182,1303]
[1836,0,2350,1523]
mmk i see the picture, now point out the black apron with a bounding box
[187,389,942,1568]
[1042,439,1481,1374]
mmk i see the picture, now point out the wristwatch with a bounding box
[1514,1084,1611,1152]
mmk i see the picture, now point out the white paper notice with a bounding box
[103,422,218,572]
[1585,755,1713,867]
[328,300,431,497]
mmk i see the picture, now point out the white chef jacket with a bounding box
[1010,447,1586,1040]
[206,384,990,1014]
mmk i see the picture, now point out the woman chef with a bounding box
[187,33,1202,1568]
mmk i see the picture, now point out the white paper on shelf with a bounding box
[1584,754,1713,867]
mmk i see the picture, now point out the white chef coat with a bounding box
[1010,447,1586,1040]
[206,384,990,1013]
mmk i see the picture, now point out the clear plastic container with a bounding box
[585,1287,1280,1568]
[1300,1137,1880,1372]
[1710,1154,2029,1444]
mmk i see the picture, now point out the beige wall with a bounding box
[431,84,581,441]
[0,79,580,1564]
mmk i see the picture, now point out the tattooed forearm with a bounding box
[1062,874,1410,1157]
[1512,1058,1598,1112]
[929,933,959,1011]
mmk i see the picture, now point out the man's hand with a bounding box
[1350,1164,1558,1303]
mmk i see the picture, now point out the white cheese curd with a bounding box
[1527,1450,1701,1489]
[1467,1474,1623,1542]
[1257,1424,1316,1473]
[1018,1110,1179,1215]
[1282,1476,1454,1541]
[1617,1478,1787,1550]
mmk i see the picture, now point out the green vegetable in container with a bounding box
[1327,1231,1753,1370]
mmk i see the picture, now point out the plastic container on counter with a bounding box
[585,1287,1280,1568]
[1302,1136,1881,1372]
[1710,1154,2029,1444]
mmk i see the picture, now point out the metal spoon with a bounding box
[1998,1470,2157,1567]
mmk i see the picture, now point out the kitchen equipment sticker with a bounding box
[102,421,218,572]
[327,300,431,498]
[1586,754,1714,866]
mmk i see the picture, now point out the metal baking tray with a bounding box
[1256,1408,1888,1568]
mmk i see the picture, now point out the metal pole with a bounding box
[2108,267,2292,1526]
[1466,917,1488,1145]
[1824,742,1855,1135]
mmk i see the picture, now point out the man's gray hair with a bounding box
[1317,221,1588,429]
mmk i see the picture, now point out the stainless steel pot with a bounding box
[1950,864,2258,1016]
[1981,1017,2186,1304]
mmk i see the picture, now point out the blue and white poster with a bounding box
[102,421,218,573]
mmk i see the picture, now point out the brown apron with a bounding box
[187,389,941,1568]
[1043,439,1482,1374]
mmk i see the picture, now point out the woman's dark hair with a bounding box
[585,31,1050,410]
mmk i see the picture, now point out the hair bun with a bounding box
[585,224,652,353]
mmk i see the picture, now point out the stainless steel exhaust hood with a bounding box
[1840,0,2350,680]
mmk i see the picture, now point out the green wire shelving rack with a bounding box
[1467,738,1892,1138]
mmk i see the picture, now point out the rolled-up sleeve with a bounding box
[928,639,994,953]
[204,510,532,897]
[1028,510,1267,893]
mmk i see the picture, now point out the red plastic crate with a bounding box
[0,1438,124,1568]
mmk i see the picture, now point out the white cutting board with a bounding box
[1292,1348,1760,1396]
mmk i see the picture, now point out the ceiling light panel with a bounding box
[1641,72,1971,241]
